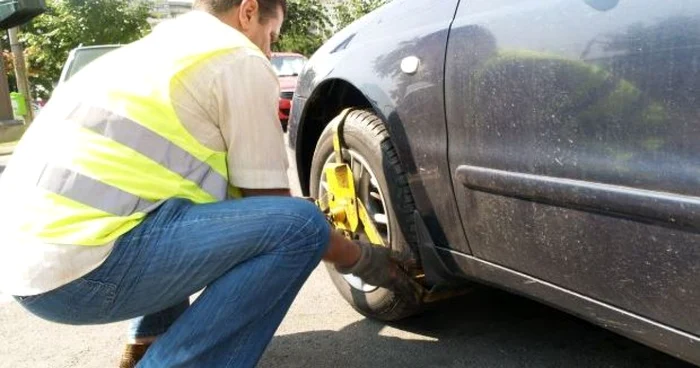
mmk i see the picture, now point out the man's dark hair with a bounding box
[194,0,287,21]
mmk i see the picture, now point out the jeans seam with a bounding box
[107,233,151,316]
[14,294,44,307]
[76,278,118,320]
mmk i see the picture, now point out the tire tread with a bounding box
[337,109,421,321]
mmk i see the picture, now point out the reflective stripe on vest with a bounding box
[67,104,229,201]
[37,165,158,216]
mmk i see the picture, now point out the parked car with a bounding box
[58,45,121,86]
[288,0,700,364]
[271,52,307,131]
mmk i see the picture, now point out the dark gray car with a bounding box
[288,0,700,365]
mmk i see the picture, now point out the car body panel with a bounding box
[278,76,297,93]
[446,0,700,337]
[289,0,468,251]
[278,76,296,123]
[289,0,700,363]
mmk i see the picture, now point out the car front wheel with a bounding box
[310,109,423,321]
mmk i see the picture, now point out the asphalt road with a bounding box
[0,268,693,368]
[0,142,695,368]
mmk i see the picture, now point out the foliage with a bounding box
[274,0,389,57]
[274,0,332,56]
[5,0,390,98]
[16,0,152,99]
[334,0,388,31]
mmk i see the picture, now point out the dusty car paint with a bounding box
[290,0,467,252]
[288,0,700,364]
[446,0,700,338]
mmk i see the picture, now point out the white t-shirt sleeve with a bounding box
[214,51,290,189]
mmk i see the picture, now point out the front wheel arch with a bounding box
[295,79,391,196]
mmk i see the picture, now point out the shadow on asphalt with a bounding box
[261,287,693,368]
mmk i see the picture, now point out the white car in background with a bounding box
[58,45,120,86]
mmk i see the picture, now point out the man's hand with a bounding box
[335,241,425,304]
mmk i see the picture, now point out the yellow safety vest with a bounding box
[8,16,260,246]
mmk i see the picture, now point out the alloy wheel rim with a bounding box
[319,149,391,292]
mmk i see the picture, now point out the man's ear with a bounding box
[238,0,260,31]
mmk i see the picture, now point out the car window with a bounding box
[65,47,119,82]
[271,56,307,77]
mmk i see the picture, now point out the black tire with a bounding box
[310,109,422,321]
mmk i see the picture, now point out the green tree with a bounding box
[17,0,151,98]
[334,0,388,31]
[274,0,332,56]
[273,0,389,57]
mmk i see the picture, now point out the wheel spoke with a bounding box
[351,159,364,187]
[373,214,388,225]
[327,150,392,293]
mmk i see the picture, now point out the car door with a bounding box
[445,0,700,335]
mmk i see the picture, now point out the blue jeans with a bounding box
[15,197,331,367]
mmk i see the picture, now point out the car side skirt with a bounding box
[436,246,700,365]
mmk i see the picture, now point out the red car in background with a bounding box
[271,52,307,131]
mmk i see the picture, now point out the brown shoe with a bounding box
[119,343,150,368]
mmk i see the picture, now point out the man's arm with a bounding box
[215,50,291,193]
